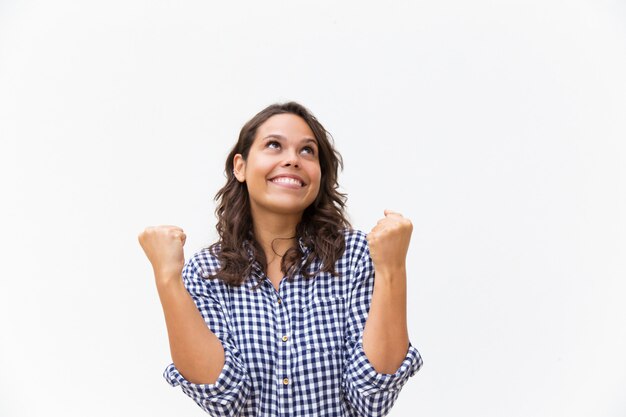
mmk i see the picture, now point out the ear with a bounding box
[233,154,246,183]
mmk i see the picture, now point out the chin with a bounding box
[271,205,309,216]
[267,199,313,216]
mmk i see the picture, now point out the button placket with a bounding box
[274,287,292,414]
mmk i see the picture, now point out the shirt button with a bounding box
[277,298,282,304]
[282,335,288,342]
[282,378,289,385]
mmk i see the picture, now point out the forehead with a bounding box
[255,113,316,141]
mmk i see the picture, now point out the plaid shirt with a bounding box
[164,229,422,416]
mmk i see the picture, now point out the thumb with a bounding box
[178,231,187,246]
[384,209,400,217]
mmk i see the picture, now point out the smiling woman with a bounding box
[234,114,322,238]
[137,102,423,417]
[219,105,346,288]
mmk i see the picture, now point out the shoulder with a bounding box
[342,228,369,257]
[335,229,375,293]
[180,245,224,295]
[340,228,371,270]
[343,228,368,250]
[186,244,222,277]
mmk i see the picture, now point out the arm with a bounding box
[341,223,423,417]
[362,266,409,374]
[363,209,412,373]
[139,226,250,415]
[139,225,225,383]
[156,273,225,384]
[162,256,251,416]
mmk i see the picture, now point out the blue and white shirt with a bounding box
[164,229,422,416]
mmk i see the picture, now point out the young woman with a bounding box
[138,102,422,416]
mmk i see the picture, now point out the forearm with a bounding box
[362,266,409,374]
[156,274,225,384]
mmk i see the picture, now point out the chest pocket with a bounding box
[299,296,345,353]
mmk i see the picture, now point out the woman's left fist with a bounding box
[367,209,413,273]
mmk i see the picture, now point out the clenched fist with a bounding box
[367,210,413,274]
[138,225,187,282]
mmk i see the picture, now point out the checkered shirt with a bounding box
[163,229,422,416]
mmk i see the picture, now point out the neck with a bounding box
[251,211,301,263]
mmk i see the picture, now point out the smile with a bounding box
[269,176,305,187]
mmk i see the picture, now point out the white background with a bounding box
[1,0,625,416]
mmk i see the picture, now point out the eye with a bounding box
[301,145,315,155]
[266,140,281,150]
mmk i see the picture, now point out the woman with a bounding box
[138,102,422,416]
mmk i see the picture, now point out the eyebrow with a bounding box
[263,134,318,145]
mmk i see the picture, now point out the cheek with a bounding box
[310,171,322,194]
[314,173,322,188]
[307,162,322,182]
[247,159,272,179]
[314,166,322,185]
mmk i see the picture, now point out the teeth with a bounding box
[271,177,303,186]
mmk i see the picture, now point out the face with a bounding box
[233,113,322,218]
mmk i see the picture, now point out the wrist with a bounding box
[154,269,183,289]
[155,276,187,306]
[373,265,407,281]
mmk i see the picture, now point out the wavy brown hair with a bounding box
[207,102,351,286]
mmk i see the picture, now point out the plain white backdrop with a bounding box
[1,0,625,416]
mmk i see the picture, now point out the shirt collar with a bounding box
[297,236,312,256]
[243,237,311,258]
[242,237,312,278]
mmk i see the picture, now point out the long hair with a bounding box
[207,102,350,286]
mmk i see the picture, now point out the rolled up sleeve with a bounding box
[345,339,422,396]
[163,348,250,415]
[162,255,251,416]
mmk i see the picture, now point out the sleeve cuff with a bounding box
[163,349,249,407]
[345,340,423,396]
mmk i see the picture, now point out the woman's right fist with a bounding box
[138,225,186,279]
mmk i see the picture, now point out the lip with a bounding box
[268,174,306,187]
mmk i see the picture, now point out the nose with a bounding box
[282,149,300,168]
[283,161,299,168]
